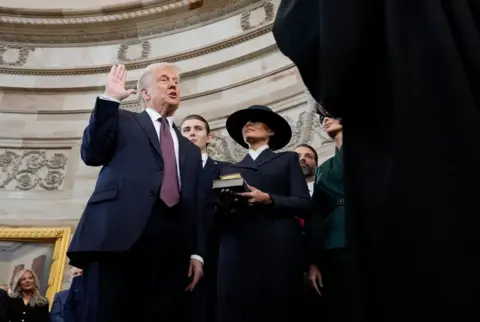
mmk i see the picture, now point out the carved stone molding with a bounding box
[0,0,185,25]
[0,25,272,76]
[0,46,34,67]
[0,149,69,191]
[0,0,262,45]
[240,0,275,31]
[117,40,152,63]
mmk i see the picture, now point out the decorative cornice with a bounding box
[0,0,186,24]
[0,62,294,114]
[0,0,262,46]
[0,44,278,91]
[120,63,294,111]
[0,24,273,76]
[0,0,164,16]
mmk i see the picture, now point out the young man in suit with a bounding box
[181,114,229,180]
[273,1,480,321]
[68,63,207,322]
[181,114,229,322]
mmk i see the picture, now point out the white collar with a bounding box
[248,144,270,160]
[145,107,175,127]
[307,181,314,196]
[201,153,208,164]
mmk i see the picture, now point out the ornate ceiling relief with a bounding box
[0,0,263,45]
[0,149,69,191]
[0,45,34,67]
[117,40,152,62]
[240,0,275,31]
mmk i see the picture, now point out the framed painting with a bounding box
[0,227,71,307]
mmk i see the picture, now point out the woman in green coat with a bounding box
[306,112,349,322]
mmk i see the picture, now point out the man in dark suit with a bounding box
[273,1,480,321]
[52,290,69,322]
[64,269,85,322]
[0,284,8,321]
[51,267,83,322]
[181,114,229,322]
[68,63,206,322]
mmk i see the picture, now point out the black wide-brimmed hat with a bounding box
[226,105,292,150]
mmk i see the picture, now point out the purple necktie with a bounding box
[158,117,180,207]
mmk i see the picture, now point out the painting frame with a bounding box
[0,227,71,307]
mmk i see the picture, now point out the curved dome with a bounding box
[0,0,334,277]
[0,0,147,10]
[0,0,261,45]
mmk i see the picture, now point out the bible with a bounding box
[212,173,249,193]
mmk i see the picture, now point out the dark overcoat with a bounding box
[216,149,311,322]
[274,1,480,320]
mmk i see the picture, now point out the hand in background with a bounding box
[308,264,323,296]
[185,258,203,292]
[104,64,136,101]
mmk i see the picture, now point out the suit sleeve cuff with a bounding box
[99,94,120,103]
[190,254,204,265]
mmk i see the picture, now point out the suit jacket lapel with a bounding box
[134,111,162,156]
[255,148,281,166]
[203,157,214,179]
[233,154,258,171]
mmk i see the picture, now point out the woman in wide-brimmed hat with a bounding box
[215,105,312,322]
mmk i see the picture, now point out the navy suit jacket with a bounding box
[63,276,85,322]
[203,157,229,231]
[204,157,229,181]
[0,289,7,322]
[68,98,206,267]
[51,290,69,322]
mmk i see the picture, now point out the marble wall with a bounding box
[0,0,334,288]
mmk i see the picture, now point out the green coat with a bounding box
[308,147,345,265]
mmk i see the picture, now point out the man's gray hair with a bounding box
[137,62,181,109]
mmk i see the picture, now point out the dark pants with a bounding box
[190,227,219,322]
[82,200,190,322]
[321,249,351,322]
[301,274,323,322]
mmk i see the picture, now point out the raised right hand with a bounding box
[104,64,136,101]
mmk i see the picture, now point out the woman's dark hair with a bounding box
[296,143,318,165]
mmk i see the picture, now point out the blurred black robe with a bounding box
[274,1,480,321]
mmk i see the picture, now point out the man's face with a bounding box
[295,146,317,177]
[181,119,212,152]
[69,267,83,283]
[142,67,180,114]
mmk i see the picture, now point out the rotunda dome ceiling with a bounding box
[1,0,147,10]
[0,0,260,45]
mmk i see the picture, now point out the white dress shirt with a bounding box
[248,144,270,160]
[307,181,314,197]
[99,95,203,264]
[201,152,208,168]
